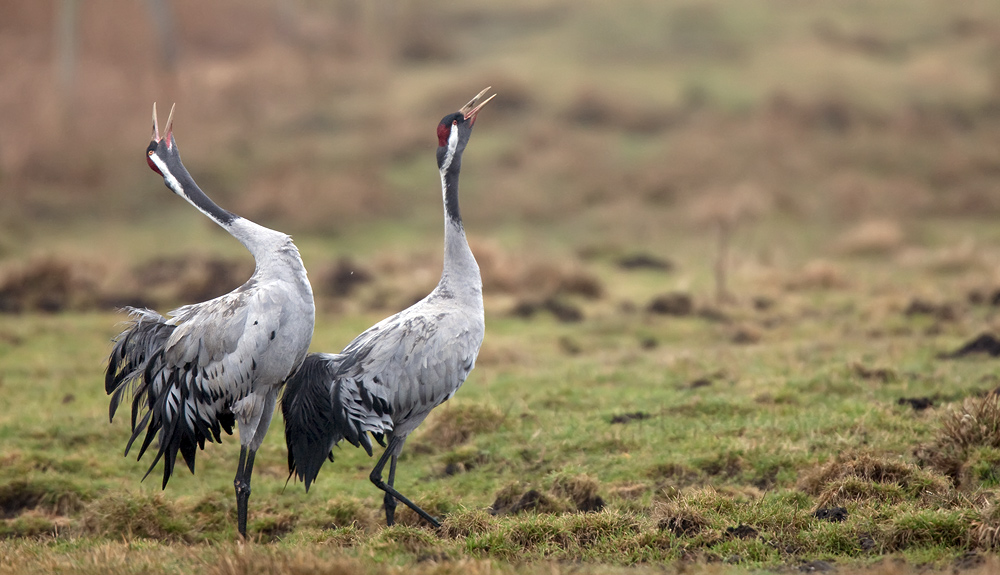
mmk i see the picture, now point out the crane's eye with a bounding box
[148,150,154,156]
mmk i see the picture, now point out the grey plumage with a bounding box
[105,104,315,538]
[282,88,494,527]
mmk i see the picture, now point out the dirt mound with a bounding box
[941,333,1000,358]
[0,257,102,313]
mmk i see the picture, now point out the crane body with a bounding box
[106,104,315,538]
[282,88,494,527]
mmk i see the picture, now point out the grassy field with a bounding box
[3,0,1000,573]
[5,218,1000,573]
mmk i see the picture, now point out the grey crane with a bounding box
[281,87,495,527]
[105,104,315,538]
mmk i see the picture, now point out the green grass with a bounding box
[5,217,1000,573]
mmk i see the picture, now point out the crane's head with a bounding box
[436,87,496,171]
[146,102,181,180]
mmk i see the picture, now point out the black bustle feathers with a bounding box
[105,309,235,489]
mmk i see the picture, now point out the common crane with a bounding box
[281,88,495,527]
[105,104,315,538]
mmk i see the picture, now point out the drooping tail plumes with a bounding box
[105,308,235,488]
[281,353,393,490]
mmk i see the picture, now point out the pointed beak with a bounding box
[460,87,496,123]
[164,103,176,149]
[151,102,161,142]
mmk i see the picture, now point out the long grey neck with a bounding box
[164,162,299,271]
[438,165,481,294]
[166,162,236,228]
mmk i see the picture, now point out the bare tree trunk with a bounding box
[55,0,79,104]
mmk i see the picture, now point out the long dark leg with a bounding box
[383,455,398,525]
[369,438,440,528]
[234,446,257,538]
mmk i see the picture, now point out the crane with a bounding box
[105,104,315,538]
[281,87,495,527]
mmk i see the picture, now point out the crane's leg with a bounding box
[369,438,440,528]
[383,455,398,525]
[234,446,257,538]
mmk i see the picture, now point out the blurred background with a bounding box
[2,0,1000,317]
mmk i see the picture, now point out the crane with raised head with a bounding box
[281,87,495,528]
[105,104,315,538]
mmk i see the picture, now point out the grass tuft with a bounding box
[80,492,195,542]
[916,393,1000,488]
[418,403,507,451]
[799,453,952,507]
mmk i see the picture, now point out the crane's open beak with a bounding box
[460,87,496,124]
[150,102,177,148]
[151,103,161,142]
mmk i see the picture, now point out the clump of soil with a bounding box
[0,257,101,313]
[647,292,693,316]
[813,506,848,522]
[474,242,604,300]
[490,477,604,516]
[609,411,651,424]
[904,298,959,321]
[850,362,897,383]
[898,396,934,411]
[726,524,758,539]
[131,254,253,307]
[647,462,703,486]
[941,333,1000,358]
[654,501,709,537]
[552,474,605,513]
[617,253,674,271]
[489,483,567,516]
[0,479,84,518]
[730,323,762,344]
[510,297,584,322]
[318,256,374,297]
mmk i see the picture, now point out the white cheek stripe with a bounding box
[439,125,459,172]
[149,153,224,225]
[150,154,183,196]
